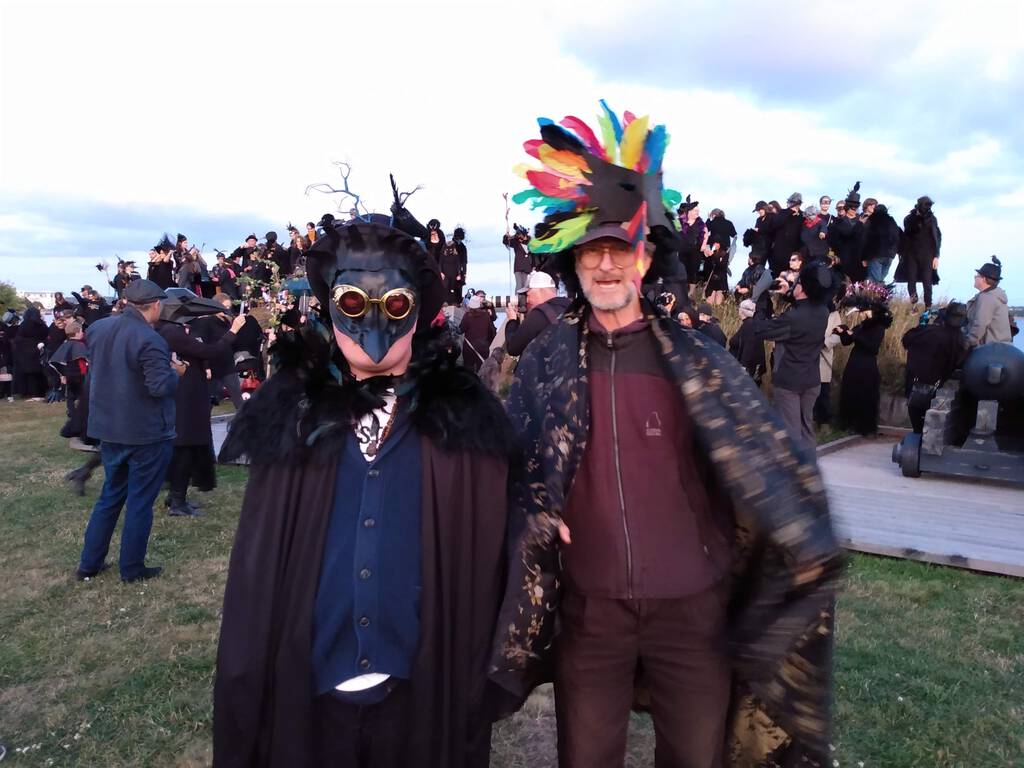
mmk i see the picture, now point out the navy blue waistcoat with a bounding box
[311,411,422,695]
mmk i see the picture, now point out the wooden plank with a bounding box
[820,437,1024,577]
[837,538,1024,579]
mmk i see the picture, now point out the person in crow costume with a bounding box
[490,101,841,768]
[213,209,517,768]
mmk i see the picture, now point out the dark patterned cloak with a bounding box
[488,300,843,768]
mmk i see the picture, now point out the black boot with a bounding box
[65,454,101,497]
[166,493,197,517]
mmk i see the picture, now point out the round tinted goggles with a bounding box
[332,284,416,321]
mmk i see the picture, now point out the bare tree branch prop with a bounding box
[389,173,424,209]
[304,162,371,216]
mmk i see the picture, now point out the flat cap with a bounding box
[124,279,167,303]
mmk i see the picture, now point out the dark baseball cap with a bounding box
[752,200,767,212]
[124,279,167,304]
[575,223,633,246]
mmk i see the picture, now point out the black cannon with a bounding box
[893,342,1024,484]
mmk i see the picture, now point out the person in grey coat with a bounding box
[76,280,186,583]
[965,257,1012,347]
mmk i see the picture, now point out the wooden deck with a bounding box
[818,437,1024,578]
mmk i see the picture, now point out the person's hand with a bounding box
[60,375,67,385]
[171,359,188,376]
[558,522,572,545]
[932,257,939,270]
[505,304,518,321]
[819,232,826,240]
[230,314,246,333]
[440,272,446,280]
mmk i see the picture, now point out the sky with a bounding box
[1,0,1022,306]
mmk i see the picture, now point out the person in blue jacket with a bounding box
[75,280,186,583]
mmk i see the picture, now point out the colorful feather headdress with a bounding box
[512,100,681,256]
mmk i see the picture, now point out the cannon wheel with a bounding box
[897,433,922,478]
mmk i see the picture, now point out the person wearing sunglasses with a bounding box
[214,212,517,768]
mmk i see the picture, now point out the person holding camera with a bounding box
[76,279,186,583]
[752,264,833,448]
[504,271,570,358]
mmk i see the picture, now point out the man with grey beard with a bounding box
[491,103,839,768]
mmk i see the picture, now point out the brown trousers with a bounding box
[554,585,731,768]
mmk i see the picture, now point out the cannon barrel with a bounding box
[962,342,1024,401]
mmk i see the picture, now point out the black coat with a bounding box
[838,317,886,436]
[460,308,496,372]
[147,259,175,290]
[862,209,900,263]
[158,321,236,446]
[503,235,533,273]
[728,317,765,383]
[233,316,264,364]
[752,298,830,392]
[830,215,866,282]
[902,324,967,386]
[902,209,941,260]
[697,318,727,346]
[12,309,48,374]
[44,323,67,356]
[895,209,942,284]
[213,326,517,768]
[763,208,803,276]
[191,315,237,378]
[0,324,12,369]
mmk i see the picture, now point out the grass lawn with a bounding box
[1,401,1021,767]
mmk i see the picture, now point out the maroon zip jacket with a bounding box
[560,314,732,599]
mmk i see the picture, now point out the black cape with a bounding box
[213,326,518,768]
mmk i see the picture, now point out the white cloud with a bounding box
[0,0,1021,304]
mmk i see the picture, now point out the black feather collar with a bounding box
[219,320,518,465]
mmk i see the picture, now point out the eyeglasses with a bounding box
[575,243,636,269]
[332,284,416,320]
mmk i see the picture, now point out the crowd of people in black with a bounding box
[653,184,1017,446]
[0,185,1016,456]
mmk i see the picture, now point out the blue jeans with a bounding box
[868,257,893,283]
[79,440,173,579]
